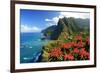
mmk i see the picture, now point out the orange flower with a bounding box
[73,48,79,54]
[76,41,84,48]
[75,35,82,42]
[50,48,62,58]
[62,42,72,49]
[71,42,77,47]
[79,48,90,59]
[64,54,74,60]
[86,37,90,45]
[85,52,90,59]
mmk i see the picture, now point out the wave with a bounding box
[22,52,41,63]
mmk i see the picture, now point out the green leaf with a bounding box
[74,54,78,58]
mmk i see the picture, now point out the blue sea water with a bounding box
[20,32,48,63]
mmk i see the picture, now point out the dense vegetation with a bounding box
[41,17,90,62]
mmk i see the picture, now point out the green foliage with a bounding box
[41,17,90,62]
[42,50,49,62]
[42,40,63,62]
[74,54,79,60]
[42,17,89,40]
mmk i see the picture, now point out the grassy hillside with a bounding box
[41,17,90,62]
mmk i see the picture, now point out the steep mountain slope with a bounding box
[42,17,89,40]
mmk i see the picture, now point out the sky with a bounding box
[20,9,90,33]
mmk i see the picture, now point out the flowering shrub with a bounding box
[50,48,62,58]
[48,35,90,61]
[62,42,73,49]
[64,54,74,60]
[86,37,90,45]
[42,33,90,62]
[75,35,82,41]
[79,48,90,59]
[73,48,79,54]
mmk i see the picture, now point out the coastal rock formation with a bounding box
[42,17,89,40]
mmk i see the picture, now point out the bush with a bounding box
[41,32,90,62]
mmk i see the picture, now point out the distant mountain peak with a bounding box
[42,17,89,40]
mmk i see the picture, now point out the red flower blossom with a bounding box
[76,41,84,48]
[71,41,84,48]
[73,48,79,54]
[64,54,74,60]
[86,37,90,45]
[85,52,90,59]
[79,48,86,58]
[71,42,77,47]
[70,42,75,46]
[79,48,90,59]
[75,35,82,41]
[50,48,62,58]
[62,42,72,49]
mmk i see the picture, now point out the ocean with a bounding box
[20,32,48,63]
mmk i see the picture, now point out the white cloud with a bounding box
[45,12,89,27]
[52,17,59,24]
[45,17,59,24]
[45,17,59,26]
[60,12,90,19]
[21,24,41,33]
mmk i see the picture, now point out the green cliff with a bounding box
[41,17,89,62]
[42,17,89,40]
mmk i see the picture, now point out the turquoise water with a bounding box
[20,32,48,63]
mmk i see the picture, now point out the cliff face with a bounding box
[50,18,69,40]
[41,17,90,62]
[41,25,56,39]
[42,17,89,40]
